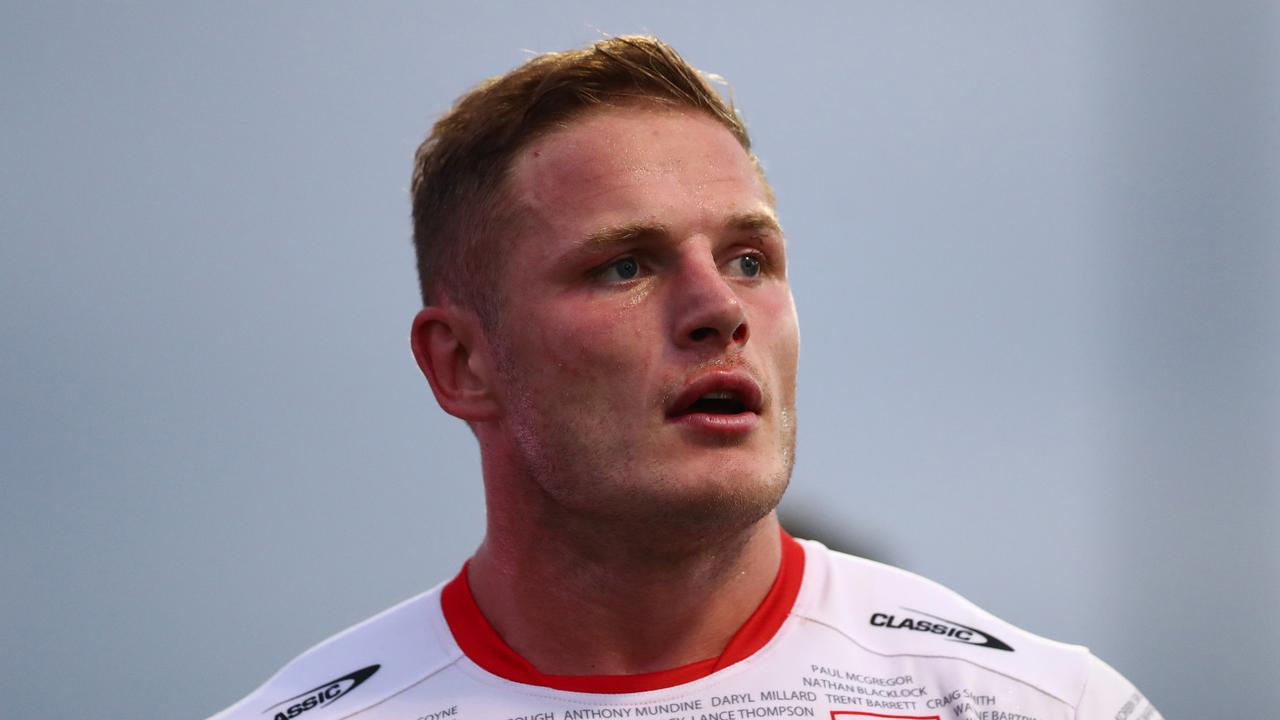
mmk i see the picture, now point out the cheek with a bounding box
[757,290,800,346]
[513,307,659,399]
[756,291,801,390]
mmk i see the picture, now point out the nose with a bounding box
[672,257,750,351]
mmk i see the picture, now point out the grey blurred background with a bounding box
[3,2,1276,717]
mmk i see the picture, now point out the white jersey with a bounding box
[210,535,1160,720]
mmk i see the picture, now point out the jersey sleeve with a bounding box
[1074,653,1162,720]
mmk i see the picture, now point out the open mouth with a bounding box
[666,371,763,423]
[683,391,750,415]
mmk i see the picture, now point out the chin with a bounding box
[614,463,790,539]
[514,417,796,548]
[526,453,792,560]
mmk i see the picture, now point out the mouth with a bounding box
[684,391,751,415]
[665,370,763,435]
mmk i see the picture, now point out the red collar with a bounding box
[440,529,805,694]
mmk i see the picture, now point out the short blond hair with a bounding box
[410,35,763,323]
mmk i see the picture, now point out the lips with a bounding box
[666,370,764,420]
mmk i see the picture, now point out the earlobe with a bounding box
[410,307,500,422]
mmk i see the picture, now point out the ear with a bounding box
[410,305,501,422]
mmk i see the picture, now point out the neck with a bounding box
[467,484,783,677]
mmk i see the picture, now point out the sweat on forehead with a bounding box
[496,114,774,282]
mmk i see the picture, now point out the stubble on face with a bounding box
[479,106,799,556]
[489,335,796,557]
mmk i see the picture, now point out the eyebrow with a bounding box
[724,210,784,237]
[580,221,671,250]
[568,211,785,261]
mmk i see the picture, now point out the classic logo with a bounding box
[262,664,380,720]
[869,608,1014,652]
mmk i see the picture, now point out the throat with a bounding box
[459,516,789,682]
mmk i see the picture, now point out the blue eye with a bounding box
[601,257,640,282]
[725,253,763,278]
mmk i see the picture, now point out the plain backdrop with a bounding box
[2,2,1277,718]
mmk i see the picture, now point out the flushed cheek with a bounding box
[757,295,801,404]
[522,314,662,411]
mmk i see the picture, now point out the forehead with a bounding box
[506,106,772,239]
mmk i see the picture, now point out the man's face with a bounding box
[485,106,799,536]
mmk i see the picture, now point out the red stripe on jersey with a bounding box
[440,527,805,694]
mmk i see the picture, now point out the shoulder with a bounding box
[207,584,460,720]
[791,538,1161,718]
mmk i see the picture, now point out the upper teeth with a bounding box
[701,391,736,400]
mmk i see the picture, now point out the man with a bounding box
[212,36,1160,720]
